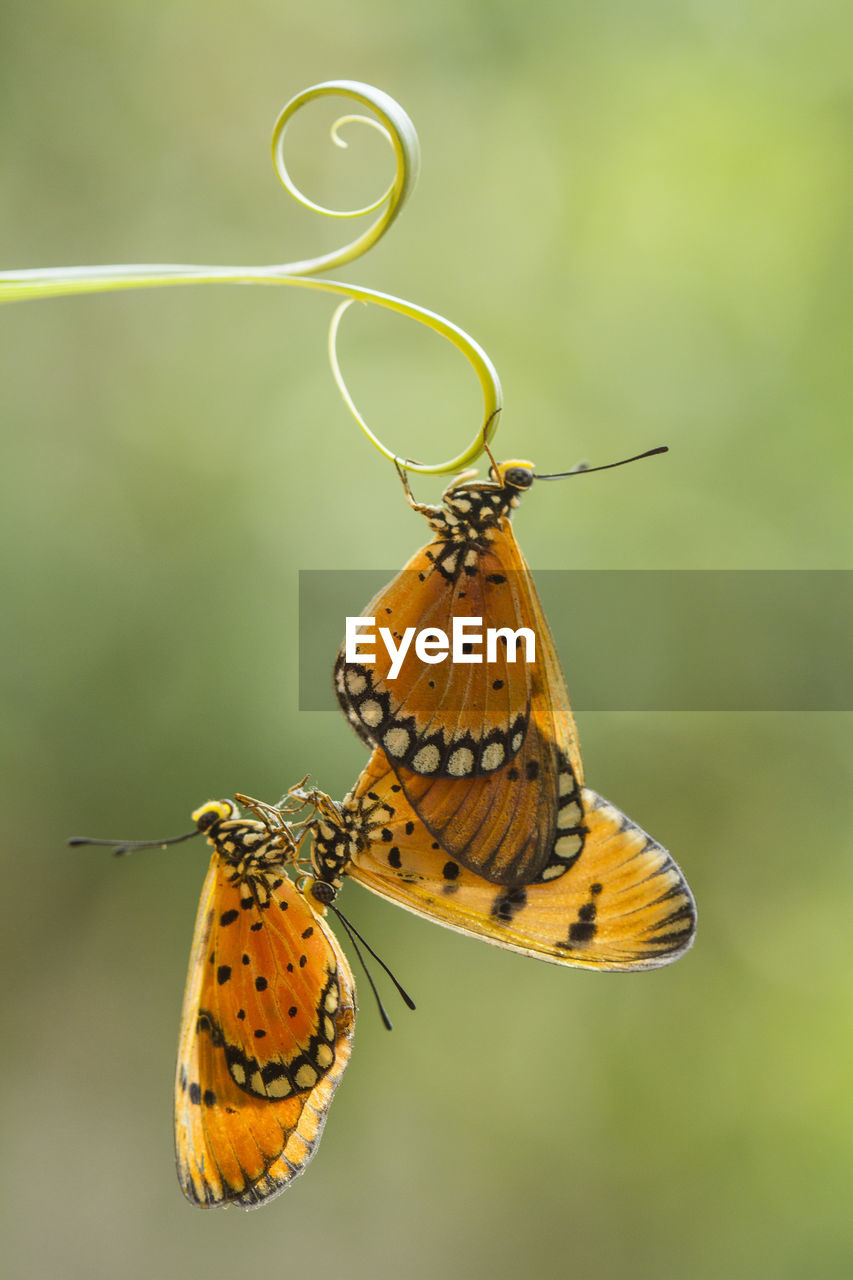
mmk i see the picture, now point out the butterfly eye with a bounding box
[310,880,337,906]
[193,802,230,832]
[193,799,239,830]
[502,466,534,490]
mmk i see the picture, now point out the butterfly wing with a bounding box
[335,536,535,775]
[391,730,585,886]
[175,851,355,1209]
[339,764,695,971]
[382,537,588,885]
[228,922,354,1209]
[335,487,586,884]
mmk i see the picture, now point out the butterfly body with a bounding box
[175,801,355,1209]
[403,460,536,568]
[335,459,586,886]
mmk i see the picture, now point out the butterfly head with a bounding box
[441,457,536,533]
[491,460,535,492]
[192,799,240,832]
[192,798,298,874]
[299,873,338,912]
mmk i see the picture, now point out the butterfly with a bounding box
[280,746,696,973]
[74,798,356,1208]
[175,798,356,1208]
[334,446,666,888]
[334,456,589,887]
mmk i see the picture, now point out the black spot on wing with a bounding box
[491,886,528,925]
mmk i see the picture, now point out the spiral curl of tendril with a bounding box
[0,80,502,474]
[269,81,421,277]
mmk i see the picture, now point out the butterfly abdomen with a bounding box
[311,817,359,894]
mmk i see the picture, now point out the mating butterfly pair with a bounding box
[81,450,695,1209]
[175,750,693,1208]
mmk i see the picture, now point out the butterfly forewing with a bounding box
[336,548,534,774]
[227,923,355,1209]
[175,805,355,1209]
[334,462,586,886]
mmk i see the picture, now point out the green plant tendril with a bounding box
[328,299,501,469]
[0,80,502,475]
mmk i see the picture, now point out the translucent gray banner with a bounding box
[298,570,852,711]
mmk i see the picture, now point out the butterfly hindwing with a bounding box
[391,732,585,886]
[308,763,695,972]
[174,803,355,1209]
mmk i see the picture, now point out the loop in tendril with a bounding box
[0,80,502,474]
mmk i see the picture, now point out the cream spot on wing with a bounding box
[345,670,367,696]
[555,833,583,858]
[383,727,411,758]
[412,744,441,773]
[447,746,475,776]
[265,1077,293,1098]
[359,699,383,728]
[316,1044,334,1068]
[559,801,582,827]
[324,986,339,1012]
[230,1062,246,1086]
[295,1064,318,1090]
[540,865,565,881]
[481,741,505,770]
[511,732,523,752]
[558,772,576,796]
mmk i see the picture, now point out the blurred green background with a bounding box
[2,3,851,1278]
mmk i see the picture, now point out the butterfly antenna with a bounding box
[535,445,668,480]
[329,903,416,1030]
[68,829,201,858]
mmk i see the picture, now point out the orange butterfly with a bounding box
[75,799,355,1208]
[176,799,354,1208]
[283,746,696,973]
[335,457,588,886]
